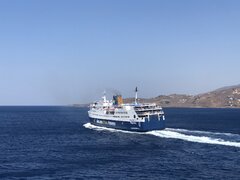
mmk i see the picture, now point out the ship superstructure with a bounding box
[88,88,165,131]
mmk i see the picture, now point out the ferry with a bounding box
[88,88,165,132]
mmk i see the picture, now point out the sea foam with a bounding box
[83,123,240,148]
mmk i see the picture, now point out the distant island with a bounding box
[124,84,240,108]
[74,84,240,108]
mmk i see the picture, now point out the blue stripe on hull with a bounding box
[89,115,165,132]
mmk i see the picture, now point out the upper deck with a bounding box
[89,88,164,119]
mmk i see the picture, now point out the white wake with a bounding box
[83,123,142,134]
[83,123,240,148]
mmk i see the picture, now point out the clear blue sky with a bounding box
[0,0,240,105]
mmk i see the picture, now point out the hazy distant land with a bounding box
[75,84,240,108]
[124,84,240,108]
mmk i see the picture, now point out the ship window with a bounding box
[134,115,136,118]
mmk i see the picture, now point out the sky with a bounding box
[0,0,240,105]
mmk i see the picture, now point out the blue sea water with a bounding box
[0,106,240,179]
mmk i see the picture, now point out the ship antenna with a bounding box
[102,90,107,102]
[135,87,138,105]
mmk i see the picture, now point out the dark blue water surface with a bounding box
[0,107,240,179]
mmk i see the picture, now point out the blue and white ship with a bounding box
[88,88,165,132]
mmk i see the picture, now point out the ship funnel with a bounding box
[113,95,123,106]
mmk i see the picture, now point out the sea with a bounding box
[0,106,240,180]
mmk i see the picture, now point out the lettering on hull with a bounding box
[96,119,116,126]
